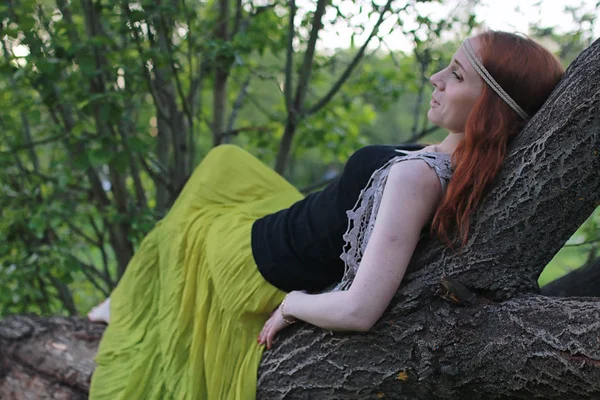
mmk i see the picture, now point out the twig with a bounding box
[306,0,394,116]
[225,77,251,136]
[565,238,600,247]
[219,125,272,140]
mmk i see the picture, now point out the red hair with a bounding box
[431,31,565,249]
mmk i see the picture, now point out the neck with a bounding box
[434,132,464,154]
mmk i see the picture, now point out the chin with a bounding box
[426,109,440,126]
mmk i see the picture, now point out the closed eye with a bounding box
[452,70,463,81]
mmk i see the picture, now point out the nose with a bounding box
[430,70,444,90]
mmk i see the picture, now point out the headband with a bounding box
[462,39,530,120]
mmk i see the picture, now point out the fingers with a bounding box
[258,323,266,344]
[259,322,276,349]
[258,316,284,349]
[258,317,272,346]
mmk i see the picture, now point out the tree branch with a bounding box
[258,296,600,399]
[219,125,272,140]
[138,155,175,194]
[284,0,296,112]
[305,0,394,116]
[292,0,327,114]
[258,37,600,397]
[224,77,251,140]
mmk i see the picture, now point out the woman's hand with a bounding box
[258,305,293,349]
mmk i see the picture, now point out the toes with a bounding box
[88,299,111,323]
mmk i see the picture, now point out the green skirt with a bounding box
[89,145,304,399]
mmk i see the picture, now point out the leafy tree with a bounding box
[0,0,466,316]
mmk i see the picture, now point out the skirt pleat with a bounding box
[90,145,304,399]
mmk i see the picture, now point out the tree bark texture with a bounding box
[1,40,600,399]
[259,295,600,399]
[257,37,600,398]
[0,316,102,399]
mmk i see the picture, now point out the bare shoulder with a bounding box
[375,159,443,234]
[387,159,443,196]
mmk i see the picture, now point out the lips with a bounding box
[430,98,440,107]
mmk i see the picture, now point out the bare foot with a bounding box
[87,298,111,324]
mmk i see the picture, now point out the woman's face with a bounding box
[427,38,484,133]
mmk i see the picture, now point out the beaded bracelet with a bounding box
[280,293,297,324]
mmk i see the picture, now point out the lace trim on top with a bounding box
[332,151,453,292]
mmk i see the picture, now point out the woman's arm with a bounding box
[259,159,443,347]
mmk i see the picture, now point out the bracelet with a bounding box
[280,293,297,325]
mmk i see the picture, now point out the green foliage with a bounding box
[0,0,597,318]
[539,207,600,287]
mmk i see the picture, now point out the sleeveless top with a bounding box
[251,145,454,293]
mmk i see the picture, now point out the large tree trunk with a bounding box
[1,40,599,399]
[257,37,600,398]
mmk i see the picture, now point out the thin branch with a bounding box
[56,212,102,247]
[284,0,296,112]
[225,77,251,136]
[115,96,148,209]
[306,0,394,116]
[232,0,243,37]
[182,0,194,108]
[88,216,103,242]
[565,238,600,247]
[159,15,193,130]
[122,4,170,122]
[0,133,67,155]
[47,274,77,316]
[413,125,442,141]
[138,155,175,194]
[292,0,327,113]
[244,92,282,121]
[76,259,111,297]
[88,216,113,288]
[219,125,272,140]
[2,38,42,171]
[35,277,51,314]
[3,163,89,193]
[187,57,211,113]
[381,38,401,68]
[211,0,231,145]
[98,242,113,290]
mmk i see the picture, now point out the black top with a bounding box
[251,144,422,293]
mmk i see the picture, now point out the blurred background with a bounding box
[1,0,598,316]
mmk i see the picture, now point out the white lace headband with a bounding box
[462,38,529,120]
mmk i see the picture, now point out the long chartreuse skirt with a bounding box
[89,145,304,399]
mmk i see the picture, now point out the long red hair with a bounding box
[431,31,565,249]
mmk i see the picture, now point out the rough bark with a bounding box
[0,316,102,399]
[257,37,600,398]
[1,40,600,400]
[259,295,600,399]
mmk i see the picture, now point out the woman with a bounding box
[88,31,564,399]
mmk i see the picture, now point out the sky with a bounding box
[473,0,599,35]
[10,0,599,57]
[319,0,600,52]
